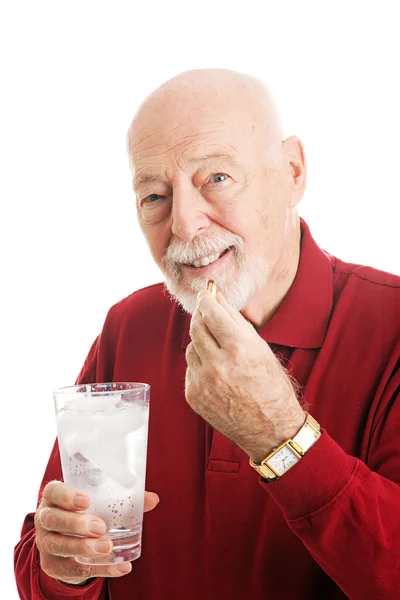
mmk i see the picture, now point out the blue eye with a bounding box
[147,194,162,203]
[141,193,165,207]
[211,173,229,184]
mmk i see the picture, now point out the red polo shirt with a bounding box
[15,220,400,600]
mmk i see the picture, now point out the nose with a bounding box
[170,183,211,242]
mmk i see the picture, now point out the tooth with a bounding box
[190,252,222,268]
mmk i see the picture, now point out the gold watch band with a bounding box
[249,413,321,480]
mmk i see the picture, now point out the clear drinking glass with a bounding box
[53,382,150,565]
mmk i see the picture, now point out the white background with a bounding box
[1,2,399,597]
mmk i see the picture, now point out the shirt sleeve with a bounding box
[263,368,400,600]
[14,337,109,600]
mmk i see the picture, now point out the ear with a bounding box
[282,136,307,207]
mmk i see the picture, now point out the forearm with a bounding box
[263,432,400,600]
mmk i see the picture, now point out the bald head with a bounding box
[127,68,284,163]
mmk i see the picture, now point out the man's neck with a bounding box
[241,226,302,330]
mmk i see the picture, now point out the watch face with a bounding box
[267,446,299,476]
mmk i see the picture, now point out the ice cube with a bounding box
[84,465,108,486]
[77,429,138,489]
[57,416,89,457]
[105,404,148,435]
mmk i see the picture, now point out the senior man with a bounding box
[15,69,400,600]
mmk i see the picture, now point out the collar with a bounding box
[181,219,333,350]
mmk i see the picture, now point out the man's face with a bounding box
[130,107,296,314]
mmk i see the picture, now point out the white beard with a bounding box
[161,230,271,314]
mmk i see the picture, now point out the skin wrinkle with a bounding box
[135,126,230,148]
[130,127,229,159]
[134,148,240,187]
[185,151,238,166]
[132,133,237,168]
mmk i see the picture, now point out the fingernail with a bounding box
[118,563,132,574]
[88,520,107,535]
[73,494,89,509]
[94,540,112,554]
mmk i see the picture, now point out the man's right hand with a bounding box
[34,481,160,586]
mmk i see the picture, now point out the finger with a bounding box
[190,307,220,359]
[197,292,239,349]
[40,554,132,583]
[89,561,132,579]
[37,506,107,537]
[144,491,160,512]
[185,342,202,372]
[41,481,90,511]
[41,483,159,517]
[40,531,113,558]
[198,289,251,331]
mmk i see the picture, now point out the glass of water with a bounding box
[53,382,150,565]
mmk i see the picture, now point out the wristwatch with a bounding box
[249,413,321,481]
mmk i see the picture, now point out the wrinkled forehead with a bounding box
[128,110,260,171]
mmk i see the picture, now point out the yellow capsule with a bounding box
[206,280,217,297]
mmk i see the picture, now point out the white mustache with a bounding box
[162,230,243,266]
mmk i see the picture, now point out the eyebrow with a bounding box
[133,151,239,189]
[133,173,164,189]
[186,151,238,165]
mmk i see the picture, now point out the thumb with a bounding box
[144,492,160,512]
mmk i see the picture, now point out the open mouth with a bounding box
[182,247,233,270]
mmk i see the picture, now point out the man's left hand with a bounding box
[185,289,306,463]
